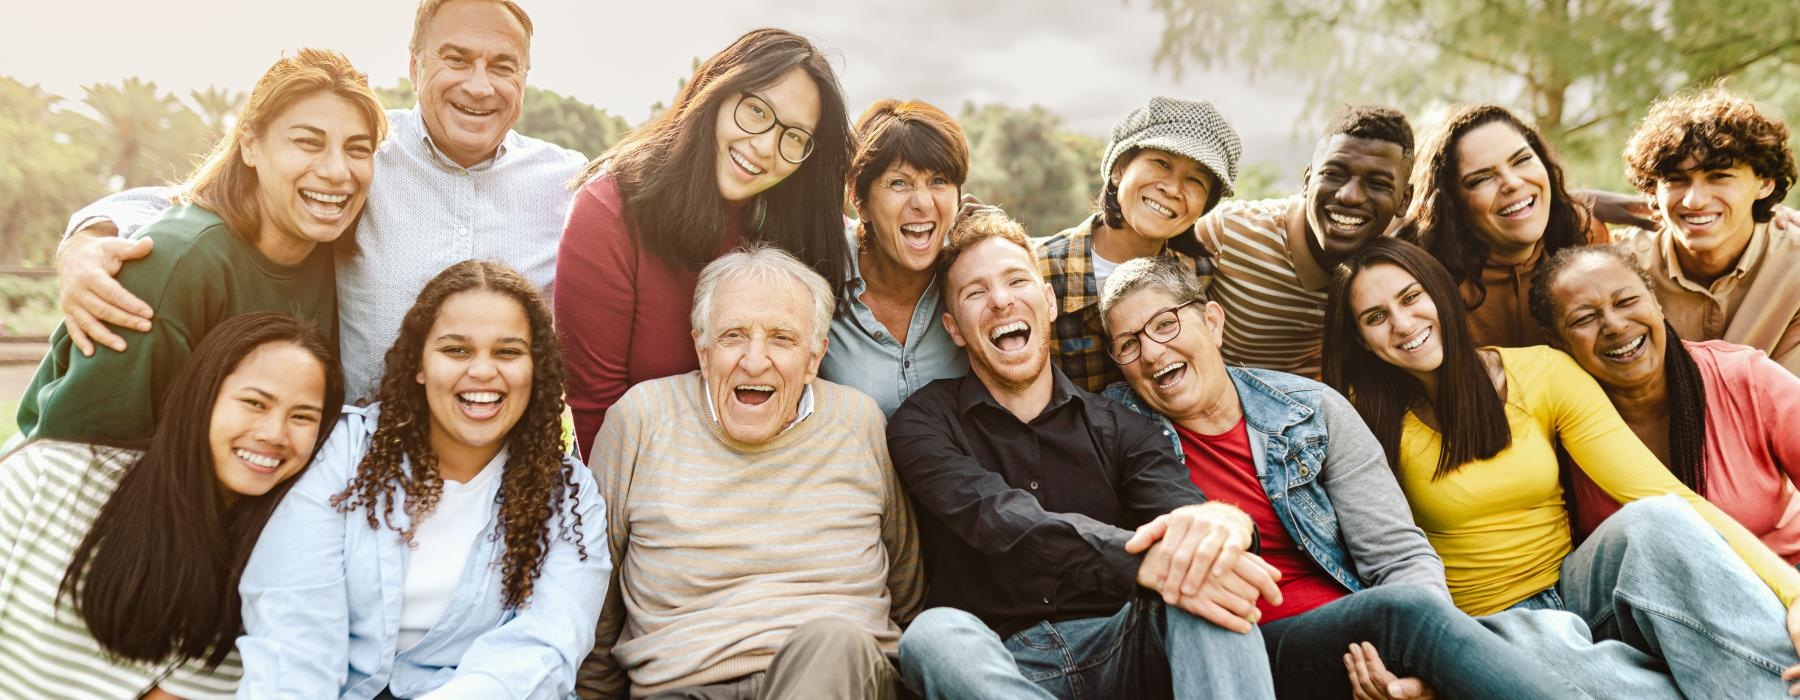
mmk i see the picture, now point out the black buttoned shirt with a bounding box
[887,366,1210,637]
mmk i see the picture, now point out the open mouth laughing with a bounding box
[988,320,1032,353]
[300,188,352,218]
[1398,326,1433,352]
[450,100,496,118]
[1496,195,1536,219]
[233,447,285,475]
[1151,361,1188,390]
[729,148,767,177]
[457,390,505,420]
[899,222,936,250]
[1600,334,1648,362]
[1143,197,1178,220]
[733,384,775,406]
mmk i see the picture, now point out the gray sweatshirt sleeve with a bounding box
[1316,388,1451,600]
[63,185,178,239]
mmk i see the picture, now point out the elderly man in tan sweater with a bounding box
[579,244,924,699]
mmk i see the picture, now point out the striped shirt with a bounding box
[1194,196,1332,378]
[0,441,238,699]
[581,372,924,698]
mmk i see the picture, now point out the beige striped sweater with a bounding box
[1194,195,1333,378]
[579,372,924,698]
[0,440,240,699]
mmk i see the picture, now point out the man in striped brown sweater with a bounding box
[579,245,924,699]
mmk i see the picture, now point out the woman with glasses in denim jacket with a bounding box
[557,28,854,457]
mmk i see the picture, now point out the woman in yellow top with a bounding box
[1323,238,1800,696]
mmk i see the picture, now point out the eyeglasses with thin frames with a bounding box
[733,93,815,165]
[1107,300,1199,364]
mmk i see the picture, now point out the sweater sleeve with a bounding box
[557,183,639,458]
[1314,388,1449,598]
[576,386,644,700]
[63,185,175,239]
[1541,348,1800,606]
[865,397,925,626]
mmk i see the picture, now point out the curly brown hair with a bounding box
[1623,88,1795,223]
[331,260,586,608]
[1404,104,1590,309]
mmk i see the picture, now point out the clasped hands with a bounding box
[1123,502,1278,633]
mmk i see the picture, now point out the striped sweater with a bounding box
[579,372,924,698]
[0,441,239,699]
[1194,195,1332,378]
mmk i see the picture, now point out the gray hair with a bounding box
[691,243,835,350]
[1098,255,1210,334]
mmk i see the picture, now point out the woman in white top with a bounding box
[238,260,608,699]
[0,312,342,699]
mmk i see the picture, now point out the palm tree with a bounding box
[189,85,245,141]
[78,77,207,188]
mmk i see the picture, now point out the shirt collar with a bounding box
[411,107,511,172]
[703,377,816,435]
[955,363,1085,420]
[1658,221,1767,290]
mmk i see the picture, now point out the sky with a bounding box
[1,0,1317,183]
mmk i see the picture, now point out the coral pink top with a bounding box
[556,175,744,457]
[1572,340,1800,562]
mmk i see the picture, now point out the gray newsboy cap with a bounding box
[1100,96,1242,199]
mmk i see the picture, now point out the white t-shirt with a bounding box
[397,449,507,652]
[1091,249,1123,293]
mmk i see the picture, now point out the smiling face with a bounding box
[1544,253,1668,392]
[942,236,1057,393]
[1654,158,1775,262]
[209,342,328,499]
[1112,148,1216,241]
[714,66,821,203]
[694,276,825,444]
[417,290,534,468]
[860,162,958,273]
[241,92,376,265]
[1306,135,1411,264]
[409,0,529,168]
[1454,121,1553,262]
[1349,262,1445,381]
[1105,287,1234,422]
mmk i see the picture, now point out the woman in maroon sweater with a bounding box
[557,28,853,456]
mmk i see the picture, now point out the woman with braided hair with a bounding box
[237,260,608,699]
[1531,244,1800,557]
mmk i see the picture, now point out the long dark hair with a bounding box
[1528,244,1708,494]
[1405,104,1589,310]
[1323,238,1511,479]
[331,261,586,609]
[575,28,852,299]
[60,312,344,668]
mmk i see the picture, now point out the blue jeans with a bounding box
[1490,495,1797,698]
[1260,583,1580,698]
[898,595,1274,700]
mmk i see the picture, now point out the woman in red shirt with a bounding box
[557,28,853,455]
[1531,244,1800,558]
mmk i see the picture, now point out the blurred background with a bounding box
[2,0,1798,439]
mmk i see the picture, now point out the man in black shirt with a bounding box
[887,212,1280,699]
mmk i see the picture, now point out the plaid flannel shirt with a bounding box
[1036,215,1203,393]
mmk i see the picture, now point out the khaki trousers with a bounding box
[648,617,899,700]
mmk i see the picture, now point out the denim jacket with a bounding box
[237,404,611,699]
[1105,366,1444,596]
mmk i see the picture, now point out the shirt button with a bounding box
[1029,480,1040,490]
[874,331,885,339]
[1041,596,1051,605]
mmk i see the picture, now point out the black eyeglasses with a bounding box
[1107,300,1199,364]
[733,93,815,165]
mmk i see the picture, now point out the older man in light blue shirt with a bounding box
[54,0,584,401]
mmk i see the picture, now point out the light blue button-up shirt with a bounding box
[65,107,587,401]
[236,404,610,699]
[819,231,969,416]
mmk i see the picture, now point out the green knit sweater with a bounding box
[16,203,337,443]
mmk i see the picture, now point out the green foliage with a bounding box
[1146,0,1800,198]
[75,77,210,188]
[189,85,246,142]
[1232,162,1289,201]
[0,77,107,266]
[0,398,17,445]
[0,276,59,337]
[960,103,1105,237]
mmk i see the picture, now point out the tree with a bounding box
[75,77,208,188]
[189,85,245,141]
[1146,0,1800,191]
[960,103,1103,237]
[0,77,105,266]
